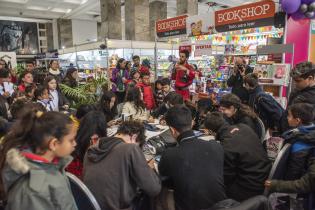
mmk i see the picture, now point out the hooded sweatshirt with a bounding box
[83,137,161,210]
[2,148,77,210]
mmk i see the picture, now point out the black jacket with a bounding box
[228,112,261,139]
[227,65,252,103]
[216,123,271,201]
[0,95,8,120]
[83,137,161,210]
[282,124,315,180]
[159,130,226,210]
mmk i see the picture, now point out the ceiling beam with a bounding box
[62,0,99,19]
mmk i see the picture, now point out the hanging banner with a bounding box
[186,13,216,37]
[194,41,212,57]
[179,45,192,53]
[156,15,188,38]
[215,0,275,32]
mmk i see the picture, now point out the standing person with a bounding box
[244,73,284,131]
[48,60,63,83]
[128,70,141,87]
[132,55,141,72]
[280,62,315,132]
[44,76,69,112]
[18,71,34,93]
[111,58,129,104]
[155,80,164,107]
[98,90,118,125]
[139,59,151,75]
[0,111,78,210]
[159,105,226,210]
[172,50,195,101]
[227,57,253,103]
[0,69,11,119]
[125,61,132,76]
[25,61,35,73]
[83,120,161,210]
[63,67,78,88]
[136,73,155,110]
[204,112,271,201]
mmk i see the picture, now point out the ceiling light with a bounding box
[51,8,71,13]
[0,0,28,3]
[26,6,50,11]
[81,0,88,5]
[66,9,72,13]
[63,0,81,4]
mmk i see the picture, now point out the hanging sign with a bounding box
[186,13,216,37]
[194,41,212,57]
[156,15,188,38]
[179,45,192,53]
[215,0,276,32]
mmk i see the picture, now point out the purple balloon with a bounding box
[282,0,302,14]
[301,0,315,4]
[291,11,306,20]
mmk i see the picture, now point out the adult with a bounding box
[62,67,78,88]
[18,71,34,93]
[159,105,226,210]
[151,92,183,119]
[172,50,195,100]
[83,120,161,210]
[25,61,35,73]
[49,60,63,83]
[244,73,284,131]
[227,57,253,103]
[132,55,141,72]
[98,90,118,124]
[204,112,271,201]
[220,93,262,138]
[111,58,129,104]
[280,62,315,132]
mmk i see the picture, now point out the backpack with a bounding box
[253,92,284,130]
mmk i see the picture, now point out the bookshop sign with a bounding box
[156,15,188,38]
[215,1,275,32]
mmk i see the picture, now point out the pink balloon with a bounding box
[282,0,302,14]
[291,11,306,20]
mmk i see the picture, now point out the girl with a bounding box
[63,67,78,88]
[18,71,34,93]
[98,91,118,125]
[122,87,150,121]
[34,86,52,111]
[0,110,78,210]
[111,58,129,104]
[66,111,107,179]
[155,80,164,107]
[44,76,69,112]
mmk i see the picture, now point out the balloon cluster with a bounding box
[282,0,315,20]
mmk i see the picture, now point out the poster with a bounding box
[215,1,275,32]
[0,52,17,69]
[194,40,212,57]
[0,20,38,54]
[156,15,188,38]
[254,64,290,86]
[186,14,216,37]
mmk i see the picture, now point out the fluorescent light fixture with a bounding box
[63,0,81,4]
[0,0,28,3]
[66,9,72,13]
[26,6,50,11]
[81,0,88,5]
[0,16,51,23]
[51,8,71,13]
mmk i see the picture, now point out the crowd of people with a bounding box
[0,51,314,210]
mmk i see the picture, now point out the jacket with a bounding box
[49,68,63,84]
[270,157,315,194]
[0,95,8,120]
[227,66,253,103]
[248,86,284,130]
[173,63,195,89]
[159,130,226,210]
[229,112,261,139]
[281,124,315,180]
[2,148,77,210]
[216,123,271,201]
[136,83,155,110]
[83,137,161,210]
[111,68,129,93]
[121,101,150,121]
[49,89,70,111]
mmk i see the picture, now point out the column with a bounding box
[125,0,150,41]
[177,0,198,16]
[100,0,122,39]
[149,1,167,41]
[57,19,73,48]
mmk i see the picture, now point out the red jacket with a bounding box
[173,63,195,88]
[136,83,155,110]
[139,66,150,75]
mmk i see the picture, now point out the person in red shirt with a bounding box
[136,73,155,110]
[172,50,195,100]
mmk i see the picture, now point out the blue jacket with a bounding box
[282,124,315,180]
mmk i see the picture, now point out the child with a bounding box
[44,76,69,112]
[0,110,78,209]
[136,73,155,110]
[154,80,164,107]
[34,86,52,111]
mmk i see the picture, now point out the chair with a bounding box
[256,117,266,142]
[263,143,291,196]
[66,172,101,210]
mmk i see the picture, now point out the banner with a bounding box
[194,41,212,57]
[186,14,216,37]
[179,45,192,53]
[156,15,188,38]
[215,0,275,32]
[0,20,38,54]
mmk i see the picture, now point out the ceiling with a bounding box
[0,0,261,22]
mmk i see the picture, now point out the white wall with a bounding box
[72,19,97,45]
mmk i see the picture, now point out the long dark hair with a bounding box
[63,67,78,87]
[116,58,125,70]
[74,111,107,161]
[43,75,59,91]
[125,87,145,114]
[0,111,73,198]
[220,93,257,120]
[98,91,117,121]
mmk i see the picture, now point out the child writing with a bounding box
[0,110,78,209]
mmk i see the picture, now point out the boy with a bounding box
[136,73,155,110]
